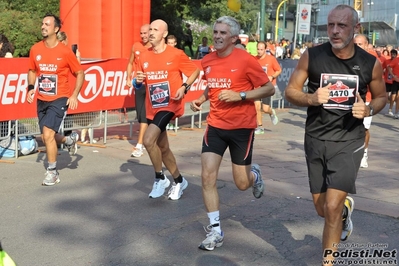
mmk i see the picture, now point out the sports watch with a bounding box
[368,105,374,116]
[239,92,246,100]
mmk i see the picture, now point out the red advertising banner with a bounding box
[0,58,206,121]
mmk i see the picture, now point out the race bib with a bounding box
[321,73,359,110]
[149,81,170,108]
[38,74,58,96]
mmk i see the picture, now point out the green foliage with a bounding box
[0,0,59,57]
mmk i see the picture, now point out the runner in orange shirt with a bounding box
[254,41,282,134]
[387,49,399,117]
[26,14,84,186]
[383,49,398,115]
[191,16,275,251]
[126,24,151,158]
[134,19,199,200]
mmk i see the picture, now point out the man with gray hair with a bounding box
[191,16,275,251]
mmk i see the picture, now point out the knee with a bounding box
[235,179,250,191]
[323,201,342,220]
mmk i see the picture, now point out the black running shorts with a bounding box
[201,125,254,165]
[135,87,147,123]
[147,111,174,133]
[37,97,68,134]
[304,134,364,194]
[391,81,399,94]
[386,83,392,93]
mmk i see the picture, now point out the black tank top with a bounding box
[306,42,376,141]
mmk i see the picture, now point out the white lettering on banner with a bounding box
[0,73,28,105]
[78,66,128,103]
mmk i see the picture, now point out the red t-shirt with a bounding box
[388,57,399,77]
[29,41,82,102]
[201,48,269,130]
[139,45,198,119]
[256,54,281,85]
[383,58,394,84]
[132,42,151,73]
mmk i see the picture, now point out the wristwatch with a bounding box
[239,92,246,100]
[368,105,374,116]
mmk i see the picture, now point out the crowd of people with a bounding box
[2,3,397,265]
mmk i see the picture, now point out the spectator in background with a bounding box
[234,38,246,50]
[166,35,178,47]
[182,23,194,57]
[246,34,258,55]
[0,34,15,58]
[195,36,211,59]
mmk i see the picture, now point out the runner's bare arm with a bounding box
[367,60,387,115]
[68,70,85,110]
[191,85,209,111]
[26,69,36,104]
[285,50,330,107]
[173,68,200,100]
[126,45,135,87]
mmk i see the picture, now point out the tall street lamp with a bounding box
[367,1,374,36]
[274,0,289,42]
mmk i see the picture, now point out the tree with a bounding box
[0,0,59,57]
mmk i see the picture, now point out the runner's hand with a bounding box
[190,99,202,112]
[171,87,185,101]
[126,77,132,87]
[26,90,35,104]
[135,71,145,83]
[352,93,368,119]
[309,83,331,106]
[67,95,79,110]
[218,89,241,102]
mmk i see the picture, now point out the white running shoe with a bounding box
[66,132,79,155]
[388,110,393,116]
[341,196,354,241]
[168,178,188,200]
[254,127,264,135]
[131,147,144,158]
[148,176,171,198]
[198,225,224,251]
[42,168,60,186]
[270,109,279,125]
[360,155,368,168]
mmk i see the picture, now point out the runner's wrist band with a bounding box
[133,78,143,89]
[28,85,35,91]
[182,83,191,94]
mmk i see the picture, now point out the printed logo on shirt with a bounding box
[39,63,58,72]
[36,55,42,61]
[207,78,232,88]
[143,62,149,69]
[205,66,211,75]
[147,70,169,80]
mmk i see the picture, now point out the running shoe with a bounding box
[341,196,354,241]
[388,110,393,116]
[42,168,60,186]
[251,163,264,199]
[131,147,144,158]
[360,155,368,168]
[198,225,224,251]
[168,178,188,200]
[65,132,79,155]
[148,176,171,198]
[270,109,279,125]
[254,127,264,135]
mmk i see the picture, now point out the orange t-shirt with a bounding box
[132,42,151,73]
[201,48,269,130]
[256,54,281,85]
[388,57,399,77]
[383,58,394,84]
[139,45,198,120]
[29,41,82,102]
